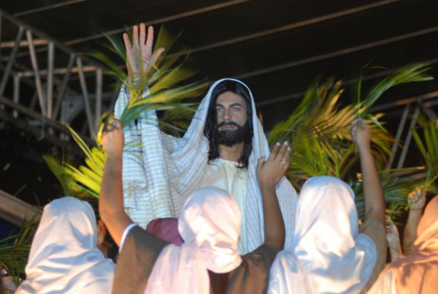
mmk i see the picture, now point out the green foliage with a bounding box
[412,117,438,193]
[361,63,433,111]
[269,63,432,217]
[353,169,425,220]
[269,77,392,188]
[46,26,206,199]
[0,220,37,286]
[90,26,206,131]
[44,126,105,199]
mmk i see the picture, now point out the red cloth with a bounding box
[146,218,184,245]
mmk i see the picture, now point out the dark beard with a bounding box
[215,121,250,147]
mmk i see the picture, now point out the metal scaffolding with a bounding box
[0,9,118,145]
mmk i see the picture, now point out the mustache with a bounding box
[216,121,240,129]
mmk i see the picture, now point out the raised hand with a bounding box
[408,187,427,211]
[123,24,165,87]
[101,119,124,157]
[257,141,291,188]
[350,119,371,150]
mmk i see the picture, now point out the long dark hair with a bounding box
[203,80,253,169]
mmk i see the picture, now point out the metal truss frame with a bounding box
[0,9,119,144]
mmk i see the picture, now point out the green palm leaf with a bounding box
[269,62,432,218]
[362,63,433,110]
[269,77,392,188]
[354,170,425,220]
[46,26,206,199]
[412,118,438,193]
[0,219,36,286]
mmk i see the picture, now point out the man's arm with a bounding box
[112,24,170,229]
[351,119,385,227]
[256,141,290,250]
[100,120,133,246]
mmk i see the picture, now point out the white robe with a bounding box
[144,187,242,294]
[115,78,299,253]
[268,176,377,294]
[15,197,115,294]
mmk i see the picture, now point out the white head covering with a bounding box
[116,78,298,253]
[15,197,115,294]
[268,176,377,294]
[144,187,242,294]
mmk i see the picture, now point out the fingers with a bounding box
[146,26,154,51]
[408,187,422,202]
[133,25,139,51]
[257,157,265,170]
[124,24,158,78]
[142,25,154,60]
[270,141,290,165]
[140,23,146,47]
[281,146,290,169]
[113,119,122,129]
[103,119,122,133]
[149,47,165,69]
[278,141,290,161]
[352,118,370,132]
[123,33,136,74]
[351,118,364,127]
[350,119,369,143]
[270,142,280,160]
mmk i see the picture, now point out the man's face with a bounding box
[215,91,249,146]
[216,91,248,127]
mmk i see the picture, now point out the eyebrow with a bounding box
[216,102,244,107]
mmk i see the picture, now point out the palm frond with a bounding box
[269,62,432,196]
[270,77,392,190]
[0,219,37,286]
[412,118,438,193]
[353,171,425,220]
[362,63,433,110]
[46,26,206,199]
[43,155,76,196]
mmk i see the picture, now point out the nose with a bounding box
[223,109,231,121]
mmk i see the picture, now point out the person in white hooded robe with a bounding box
[267,119,387,294]
[15,197,115,294]
[114,24,298,254]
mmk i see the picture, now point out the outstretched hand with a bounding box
[123,24,165,86]
[101,119,124,157]
[257,141,291,188]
